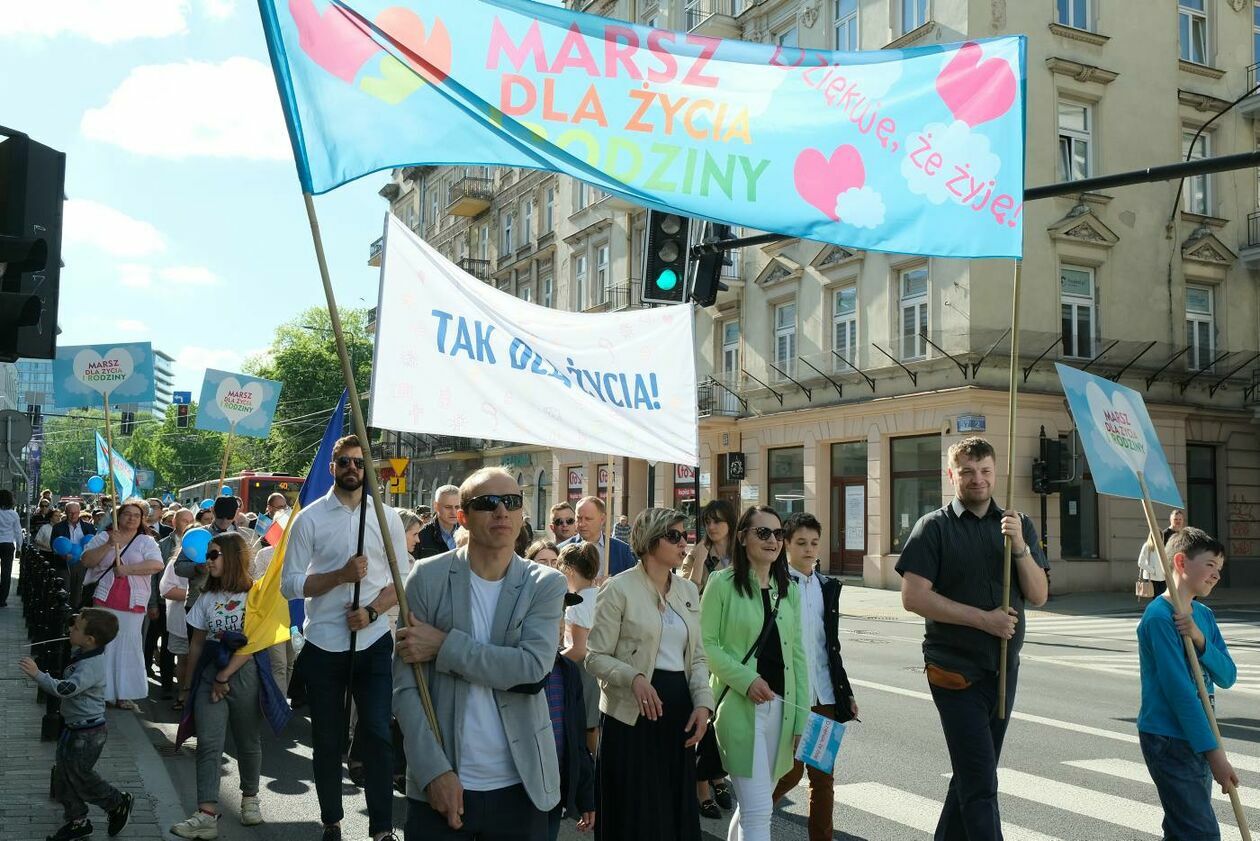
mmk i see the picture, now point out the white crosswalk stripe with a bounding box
[1023,612,1260,645]
[1065,758,1260,810]
[831,782,1065,841]
[1021,651,1260,696]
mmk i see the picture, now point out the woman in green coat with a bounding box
[700,505,809,841]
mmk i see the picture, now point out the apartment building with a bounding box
[372,0,1260,590]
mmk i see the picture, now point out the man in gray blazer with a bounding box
[395,467,567,840]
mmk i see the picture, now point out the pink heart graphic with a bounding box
[935,42,1016,128]
[793,145,866,221]
[289,0,381,82]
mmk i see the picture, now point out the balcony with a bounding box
[457,257,491,281]
[368,237,383,267]
[431,436,480,455]
[684,0,740,38]
[1242,210,1260,270]
[607,280,641,311]
[1241,65,1260,120]
[698,379,742,418]
[447,176,494,217]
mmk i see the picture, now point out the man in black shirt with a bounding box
[896,436,1049,841]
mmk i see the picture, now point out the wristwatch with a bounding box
[1014,545,1029,559]
[365,606,378,623]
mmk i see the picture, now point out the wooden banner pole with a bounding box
[218,423,236,491]
[998,261,1023,720]
[1137,472,1250,839]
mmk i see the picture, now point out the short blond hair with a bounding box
[575,495,605,515]
[630,507,686,559]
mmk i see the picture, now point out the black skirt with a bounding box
[596,670,701,841]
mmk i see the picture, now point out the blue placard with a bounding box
[172,391,193,405]
[957,414,986,433]
[1056,364,1183,509]
[194,368,284,438]
[53,342,156,408]
[795,711,847,774]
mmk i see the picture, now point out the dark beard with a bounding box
[335,474,362,492]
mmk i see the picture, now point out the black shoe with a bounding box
[321,825,342,841]
[376,835,400,841]
[107,792,133,836]
[699,799,721,820]
[713,781,733,810]
[47,819,93,841]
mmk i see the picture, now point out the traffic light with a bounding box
[176,404,189,428]
[642,210,691,305]
[0,128,65,363]
[120,411,135,436]
[691,222,732,308]
[1031,459,1050,495]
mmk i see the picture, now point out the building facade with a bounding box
[373,0,1260,590]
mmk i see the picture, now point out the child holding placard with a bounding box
[1137,527,1238,839]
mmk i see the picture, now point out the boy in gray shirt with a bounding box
[19,608,135,840]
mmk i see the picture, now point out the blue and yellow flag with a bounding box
[242,389,348,655]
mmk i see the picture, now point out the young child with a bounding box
[557,542,601,755]
[19,608,134,841]
[544,591,596,841]
[1137,526,1238,840]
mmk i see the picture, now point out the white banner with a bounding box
[370,215,698,465]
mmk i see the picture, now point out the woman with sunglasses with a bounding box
[173,531,267,837]
[586,508,714,841]
[80,497,165,709]
[700,505,808,841]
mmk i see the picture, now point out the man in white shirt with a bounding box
[281,435,407,841]
[395,467,566,839]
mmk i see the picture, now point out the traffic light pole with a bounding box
[689,149,1260,257]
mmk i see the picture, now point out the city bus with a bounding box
[178,471,304,514]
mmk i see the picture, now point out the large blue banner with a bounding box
[53,342,156,408]
[258,0,1026,258]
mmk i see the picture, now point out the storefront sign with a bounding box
[956,414,986,433]
[741,484,759,501]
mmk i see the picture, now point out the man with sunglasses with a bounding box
[395,467,567,840]
[547,502,577,543]
[416,485,462,560]
[281,435,409,841]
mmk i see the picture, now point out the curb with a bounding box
[111,709,184,839]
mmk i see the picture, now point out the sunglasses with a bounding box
[747,526,785,542]
[464,493,524,512]
[335,456,366,469]
[552,517,576,526]
[205,549,222,561]
[661,529,687,545]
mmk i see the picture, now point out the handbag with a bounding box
[1135,577,1155,599]
[90,534,141,611]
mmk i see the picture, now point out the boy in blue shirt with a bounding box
[1137,527,1238,840]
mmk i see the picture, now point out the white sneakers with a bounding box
[170,799,263,839]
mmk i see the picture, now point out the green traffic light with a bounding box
[657,268,678,291]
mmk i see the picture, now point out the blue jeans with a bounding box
[1140,731,1219,840]
[300,634,395,835]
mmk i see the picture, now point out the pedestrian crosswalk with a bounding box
[815,753,1260,840]
[1023,611,1260,646]
[1021,651,1260,696]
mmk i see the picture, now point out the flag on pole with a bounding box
[95,431,137,500]
[241,389,349,654]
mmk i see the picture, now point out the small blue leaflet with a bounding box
[795,712,847,774]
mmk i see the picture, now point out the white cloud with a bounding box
[900,119,1002,206]
[160,266,220,286]
[116,319,149,333]
[835,186,885,230]
[64,199,166,258]
[176,346,244,372]
[81,58,291,161]
[118,264,154,288]
[201,0,236,20]
[0,0,189,43]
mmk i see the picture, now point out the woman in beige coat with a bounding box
[586,508,715,841]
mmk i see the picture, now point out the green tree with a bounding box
[37,409,107,496]
[124,403,246,493]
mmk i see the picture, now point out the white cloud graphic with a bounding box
[161,266,220,286]
[899,120,1002,206]
[118,264,153,288]
[64,199,166,258]
[0,0,189,43]
[835,186,885,229]
[82,58,290,161]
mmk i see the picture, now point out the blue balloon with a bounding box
[69,544,83,562]
[80,534,95,548]
[220,486,232,497]
[200,499,215,510]
[52,536,72,556]
[86,475,105,494]
[181,528,212,565]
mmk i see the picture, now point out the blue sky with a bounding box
[0,0,388,391]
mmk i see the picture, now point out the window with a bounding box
[768,447,805,515]
[502,212,514,253]
[574,255,588,310]
[541,272,554,308]
[519,282,533,304]
[901,0,928,34]
[430,192,439,230]
[1056,0,1090,29]
[1057,101,1091,183]
[776,26,798,47]
[522,199,533,244]
[479,224,489,260]
[1060,266,1095,359]
[899,267,928,361]
[832,286,857,370]
[1183,130,1212,215]
[1186,284,1215,371]
[544,187,555,232]
[1254,1,1260,64]
[595,244,610,303]
[576,181,589,209]
[834,0,858,50]
[773,301,797,378]
[891,435,939,553]
[721,320,740,414]
[1179,0,1208,65]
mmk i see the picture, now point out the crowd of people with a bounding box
[4,433,1242,841]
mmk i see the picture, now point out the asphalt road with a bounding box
[137,597,1260,841]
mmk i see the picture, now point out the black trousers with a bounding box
[929,667,1017,841]
[406,786,547,841]
[0,542,14,605]
[144,600,174,689]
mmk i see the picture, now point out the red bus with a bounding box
[178,471,304,514]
